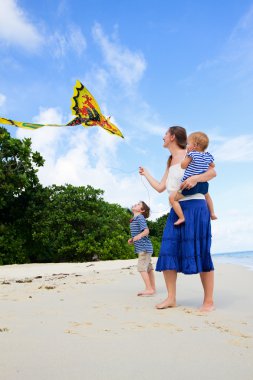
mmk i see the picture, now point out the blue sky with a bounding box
[1,0,253,254]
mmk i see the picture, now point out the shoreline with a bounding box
[0,255,252,280]
[1,260,252,380]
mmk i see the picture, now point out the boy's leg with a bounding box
[138,272,155,295]
[137,253,155,296]
[205,193,217,220]
[147,260,156,292]
[148,270,156,292]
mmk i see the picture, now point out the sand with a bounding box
[0,258,252,380]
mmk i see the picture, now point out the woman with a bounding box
[139,126,216,311]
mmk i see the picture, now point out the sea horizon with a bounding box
[212,250,253,270]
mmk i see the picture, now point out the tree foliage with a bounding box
[148,213,168,256]
[0,127,44,264]
[26,184,135,262]
[0,127,44,208]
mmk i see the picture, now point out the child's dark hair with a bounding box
[140,201,150,218]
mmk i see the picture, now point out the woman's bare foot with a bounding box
[156,298,176,309]
[199,302,215,312]
[210,214,218,220]
[174,218,185,226]
[137,289,155,296]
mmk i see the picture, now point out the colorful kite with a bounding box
[0,81,124,138]
[68,80,124,138]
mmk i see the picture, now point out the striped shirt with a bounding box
[182,151,214,181]
[130,214,153,254]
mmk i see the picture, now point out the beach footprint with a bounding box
[181,307,205,316]
[205,320,252,347]
[64,321,94,337]
[0,327,9,332]
[123,321,181,332]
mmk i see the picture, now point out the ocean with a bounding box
[213,250,253,270]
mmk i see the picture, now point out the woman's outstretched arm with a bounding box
[139,166,169,193]
[181,167,216,190]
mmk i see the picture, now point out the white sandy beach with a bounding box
[0,258,252,380]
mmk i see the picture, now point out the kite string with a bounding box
[139,172,169,215]
[107,166,169,215]
[106,166,138,174]
[140,174,151,208]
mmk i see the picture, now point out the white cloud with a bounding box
[83,66,165,138]
[196,59,219,72]
[79,25,163,139]
[196,4,253,79]
[212,134,253,162]
[68,25,87,56]
[0,1,86,57]
[0,93,6,107]
[49,26,86,58]
[212,212,253,254]
[92,23,146,87]
[56,0,69,18]
[0,0,43,50]
[209,176,253,254]
[225,6,253,76]
[49,32,67,59]
[82,67,109,96]
[230,4,253,39]
[32,107,64,125]
[15,107,69,165]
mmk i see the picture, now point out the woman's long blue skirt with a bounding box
[156,200,214,274]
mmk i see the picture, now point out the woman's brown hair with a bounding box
[167,126,187,168]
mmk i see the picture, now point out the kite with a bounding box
[68,80,124,138]
[0,80,124,138]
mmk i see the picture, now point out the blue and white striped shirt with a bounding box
[130,214,153,254]
[182,151,214,181]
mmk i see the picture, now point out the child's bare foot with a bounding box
[174,218,185,226]
[199,302,215,312]
[156,298,176,309]
[137,289,155,296]
[210,214,218,220]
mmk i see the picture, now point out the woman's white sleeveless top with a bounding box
[166,163,205,208]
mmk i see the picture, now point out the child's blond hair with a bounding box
[189,132,209,151]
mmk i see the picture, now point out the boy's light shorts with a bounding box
[137,252,153,272]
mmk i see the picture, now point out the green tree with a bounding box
[27,184,135,262]
[0,127,44,209]
[148,213,169,256]
[0,127,44,264]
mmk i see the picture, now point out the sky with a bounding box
[0,0,253,254]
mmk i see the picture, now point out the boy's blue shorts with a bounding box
[181,181,208,196]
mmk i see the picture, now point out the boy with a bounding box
[128,201,156,296]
